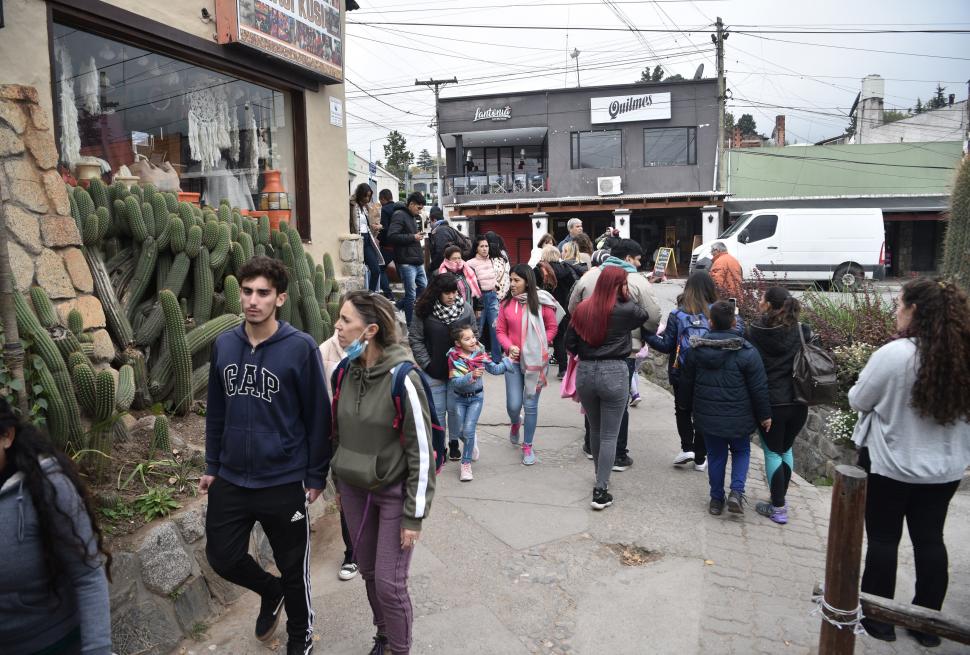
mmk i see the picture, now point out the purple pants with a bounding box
[338,480,415,654]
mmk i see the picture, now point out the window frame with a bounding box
[570,129,623,170]
[642,126,697,167]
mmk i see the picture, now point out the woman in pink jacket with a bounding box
[496,264,559,465]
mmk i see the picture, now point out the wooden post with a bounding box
[818,464,868,655]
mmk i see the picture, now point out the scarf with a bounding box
[447,345,492,380]
[432,295,465,324]
[602,256,637,273]
[438,260,482,299]
[514,289,563,397]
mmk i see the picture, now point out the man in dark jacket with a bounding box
[387,191,428,325]
[681,301,771,516]
[376,188,400,300]
[427,206,467,272]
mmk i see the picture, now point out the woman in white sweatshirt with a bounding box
[849,277,970,647]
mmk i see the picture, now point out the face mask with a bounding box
[345,326,374,361]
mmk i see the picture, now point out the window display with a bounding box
[52,22,296,224]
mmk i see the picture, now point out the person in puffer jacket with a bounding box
[681,301,771,517]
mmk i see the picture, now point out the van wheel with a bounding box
[832,263,864,291]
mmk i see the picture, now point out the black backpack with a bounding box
[792,323,838,406]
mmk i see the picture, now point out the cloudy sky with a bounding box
[343,0,969,160]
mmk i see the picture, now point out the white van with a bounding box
[690,208,886,288]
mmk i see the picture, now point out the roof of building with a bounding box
[438,77,716,104]
[453,190,726,209]
[726,141,964,199]
[347,149,400,182]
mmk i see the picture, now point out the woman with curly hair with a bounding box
[0,398,112,654]
[850,277,970,647]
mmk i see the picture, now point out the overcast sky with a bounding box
[343,0,969,161]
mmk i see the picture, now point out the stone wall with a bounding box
[337,234,365,293]
[638,354,856,481]
[0,84,113,363]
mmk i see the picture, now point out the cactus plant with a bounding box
[313,269,327,306]
[149,313,242,398]
[88,178,110,211]
[258,215,271,245]
[202,220,220,250]
[942,156,970,289]
[115,364,135,411]
[122,347,151,409]
[36,360,70,450]
[30,287,82,359]
[160,290,192,415]
[239,231,255,261]
[223,275,242,315]
[71,362,97,416]
[150,415,171,457]
[229,241,246,274]
[218,203,231,223]
[124,196,149,243]
[185,224,203,258]
[73,187,96,232]
[125,236,157,320]
[328,301,340,322]
[141,201,156,240]
[68,351,88,371]
[210,223,231,269]
[323,252,336,281]
[193,247,214,322]
[151,194,169,235]
[94,369,115,423]
[169,216,186,253]
[298,279,325,344]
[83,247,135,347]
[177,202,195,228]
[163,192,178,214]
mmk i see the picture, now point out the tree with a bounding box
[382,130,414,183]
[416,149,434,172]
[883,110,908,124]
[639,65,664,82]
[737,113,757,136]
[724,111,735,133]
[914,98,924,114]
[942,155,970,289]
[844,114,857,138]
[927,84,947,110]
[665,74,685,82]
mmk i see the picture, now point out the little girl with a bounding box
[447,324,515,481]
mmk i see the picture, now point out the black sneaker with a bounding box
[861,618,896,642]
[709,498,724,515]
[368,634,389,655]
[286,636,314,655]
[612,455,633,471]
[591,487,614,510]
[448,440,462,461]
[906,628,940,647]
[254,583,285,642]
[727,490,746,514]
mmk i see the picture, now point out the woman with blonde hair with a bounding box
[535,244,583,378]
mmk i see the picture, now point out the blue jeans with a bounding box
[379,248,395,299]
[398,264,427,326]
[704,434,751,501]
[504,365,542,446]
[478,290,501,362]
[427,378,451,439]
[448,390,484,464]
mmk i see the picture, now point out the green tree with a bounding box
[942,156,970,289]
[382,130,414,183]
[724,111,735,133]
[927,84,947,110]
[914,98,924,114]
[883,110,909,124]
[737,113,757,136]
[416,149,434,172]
[665,74,685,82]
[639,65,665,82]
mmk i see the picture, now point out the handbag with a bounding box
[792,322,838,406]
[560,352,579,400]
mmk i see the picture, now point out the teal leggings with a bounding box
[759,404,808,508]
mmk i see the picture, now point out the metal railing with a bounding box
[444,173,547,196]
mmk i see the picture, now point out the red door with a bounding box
[474,217,532,265]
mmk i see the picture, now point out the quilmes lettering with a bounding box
[608,94,654,120]
[473,106,512,122]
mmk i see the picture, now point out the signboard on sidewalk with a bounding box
[654,247,674,278]
[216,0,344,81]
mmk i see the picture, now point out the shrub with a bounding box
[800,287,896,351]
[832,342,878,411]
[825,408,857,446]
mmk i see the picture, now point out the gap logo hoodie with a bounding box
[206,321,331,489]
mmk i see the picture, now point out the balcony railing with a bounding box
[445,173,547,197]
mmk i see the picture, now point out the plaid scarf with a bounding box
[432,295,465,324]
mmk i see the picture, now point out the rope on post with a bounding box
[812,585,866,635]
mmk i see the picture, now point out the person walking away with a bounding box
[681,301,770,516]
[410,273,478,462]
[528,233,556,266]
[331,291,437,655]
[557,218,584,251]
[437,245,481,305]
[387,192,428,325]
[319,333,359,582]
[376,189,401,300]
[0,399,112,655]
[534,244,582,379]
[561,241,589,274]
[850,278,970,647]
[350,183,385,293]
[569,239,661,470]
[566,267,648,510]
[709,241,742,299]
[202,256,331,654]
[497,264,560,465]
[447,325,516,481]
[746,287,811,525]
[467,234,510,361]
[646,271,722,472]
[427,207,471,272]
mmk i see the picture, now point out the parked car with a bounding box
[690,207,886,289]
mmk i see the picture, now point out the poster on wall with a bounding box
[330,97,343,127]
[216,0,343,82]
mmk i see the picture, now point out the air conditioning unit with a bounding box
[597,176,622,196]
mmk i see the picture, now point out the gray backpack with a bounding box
[792,323,838,406]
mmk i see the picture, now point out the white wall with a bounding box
[861,101,967,144]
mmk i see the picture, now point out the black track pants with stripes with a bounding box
[206,478,314,640]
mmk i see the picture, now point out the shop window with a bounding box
[570,130,622,169]
[52,23,297,226]
[644,127,696,166]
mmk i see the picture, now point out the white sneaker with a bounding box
[338,562,359,581]
[460,463,474,481]
[472,444,479,461]
[694,460,707,472]
[673,451,695,466]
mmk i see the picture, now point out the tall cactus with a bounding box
[116,364,135,412]
[72,362,97,416]
[193,247,214,322]
[210,223,231,269]
[124,195,149,243]
[942,156,970,289]
[30,287,82,359]
[150,415,171,457]
[149,313,241,398]
[35,360,69,450]
[223,275,242,315]
[160,290,192,415]
[83,247,135,347]
[125,236,157,320]
[323,252,336,282]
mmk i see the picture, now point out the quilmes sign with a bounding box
[590,92,671,124]
[473,106,512,122]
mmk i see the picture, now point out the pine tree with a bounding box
[928,84,947,110]
[737,114,757,137]
[914,98,924,114]
[941,156,970,289]
[383,131,414,183]
[416,149,434,172]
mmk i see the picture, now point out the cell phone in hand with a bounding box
[728,298,738,315]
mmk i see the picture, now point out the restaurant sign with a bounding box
[216,0,343,81]
[590,92,671,124]
[473,106,512,122]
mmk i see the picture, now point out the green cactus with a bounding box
[298,279,325,344]
[88,178,110,211]
[35,359,70,450]
[153,207,171,242]
[323,252,336,281]
[285,227,313,281]
[124,196,148,243]
[156,251,172,294]
[155,216,173,251]
[258,215,271,245]
[67,351,87,370]
[30,287,82,359]
[141,201,156,240]
[115,364,134,411]
[72,362,97,416]
[83,247,135,348]
[122,347,151,409]
[320,304,333,341]
[218,203,231,223]
[150,415,171,457]
[230,222,240,242]
[313,270,327,306]
[193,248,213,322]
[130,185,144,203]
[255,244,266,258]
[178,202,195,228]
[239,232,255,261]
[185,225,203,258]
[169,216,186,253]
[94,369,115,423]
[142,184,158,204]
[223,275,242,315]
[73,187,96,232]
[272,229,287,250]
[278,294,292,323]
[210,223,231,269]
[68,187,80,231]
[95,206,110,242]
[191,364,210,400]
[112,198,130,237]
[160,290,192,415]
[229,241,246,274]
[942,156,970,288]
[149,313,241,398]
[125,236,157,320]
[202,220,220,250]
[327,301,340,322]
[111,181,130,203]
[135,253,191,346]
[150,194,168,235]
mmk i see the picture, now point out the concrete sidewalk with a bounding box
[177,374,969,655]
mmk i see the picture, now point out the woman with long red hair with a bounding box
[565,266,648,510]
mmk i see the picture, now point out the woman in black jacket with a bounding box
[535,244,583,378]
[409,273,478,461]
[745,286,811,525]
[566,266,647,511]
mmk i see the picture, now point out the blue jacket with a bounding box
[680,331,771,439]
[646,309,744,384]
[206,321,332,489]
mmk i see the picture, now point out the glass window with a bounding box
[744,215,778,243]
[52,22,296,225]
[464,147,485,173]
[570,130,622,169]
[644,127,696,166]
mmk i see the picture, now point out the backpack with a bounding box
[673,310,710,369]
[792,323,838,406]
[331,358,447,473]
[432,224,473,261]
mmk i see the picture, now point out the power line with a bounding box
[735,32,970,61]
[353,0,725,12]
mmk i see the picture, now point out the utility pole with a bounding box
[714,17,728,191]
[570,48,581,87]
[415,77,457,208]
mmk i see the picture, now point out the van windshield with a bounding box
[718,213,752,239]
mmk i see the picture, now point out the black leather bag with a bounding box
[792,323,838,406]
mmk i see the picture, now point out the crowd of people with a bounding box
[3,193,968,655]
